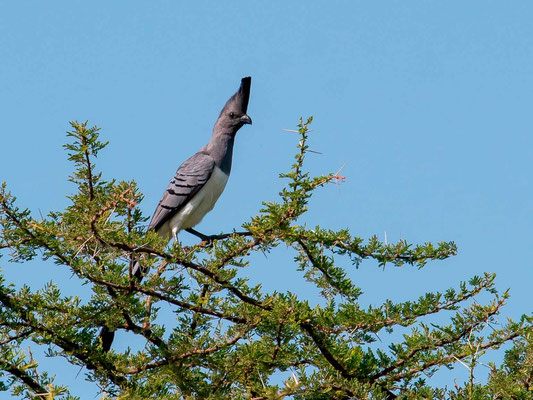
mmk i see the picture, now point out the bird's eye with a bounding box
[229,112,235,118]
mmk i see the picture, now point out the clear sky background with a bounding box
[1,2,532,398]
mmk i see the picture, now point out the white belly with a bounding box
[166,166,229,238]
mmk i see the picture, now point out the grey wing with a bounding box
[148,151,215,232]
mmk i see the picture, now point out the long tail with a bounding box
[98,227,175,351]
[98,258,144,352]
[98,325,115,352]
[132,258,147,280]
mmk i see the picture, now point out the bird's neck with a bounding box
[206,131,235,174]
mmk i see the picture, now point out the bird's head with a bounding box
[214,76,252,133]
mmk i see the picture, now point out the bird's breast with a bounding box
[169,166,229,233]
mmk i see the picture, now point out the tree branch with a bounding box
[0,289,126,387]
[1,360,48,396]
[84,274,248,324]
[299,320,353,379]
[126,325,253,374]
[369,297,507,383]
[81,135,94,201]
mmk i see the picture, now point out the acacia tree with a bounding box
[0,119,530,399]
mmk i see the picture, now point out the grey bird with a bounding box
[99,76,252,351]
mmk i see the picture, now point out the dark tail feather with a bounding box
[132,258,147,280]
[99,325,115,352]
[98,259,144,352]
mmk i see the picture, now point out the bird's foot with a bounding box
[185,228,216,246]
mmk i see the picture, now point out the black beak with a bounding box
[240,114,252,125]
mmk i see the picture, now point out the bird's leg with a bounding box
[173,228,194,252]
[185,228,214,244]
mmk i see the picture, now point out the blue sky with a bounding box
[1,1,532,397]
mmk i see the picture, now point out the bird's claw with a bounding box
[185,228,216,246]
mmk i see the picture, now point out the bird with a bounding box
[99,76,252,351]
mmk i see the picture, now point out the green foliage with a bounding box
[0,119,531,399]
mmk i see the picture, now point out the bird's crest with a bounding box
[220,76,251,115]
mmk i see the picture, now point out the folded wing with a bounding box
[148,151,215,233]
